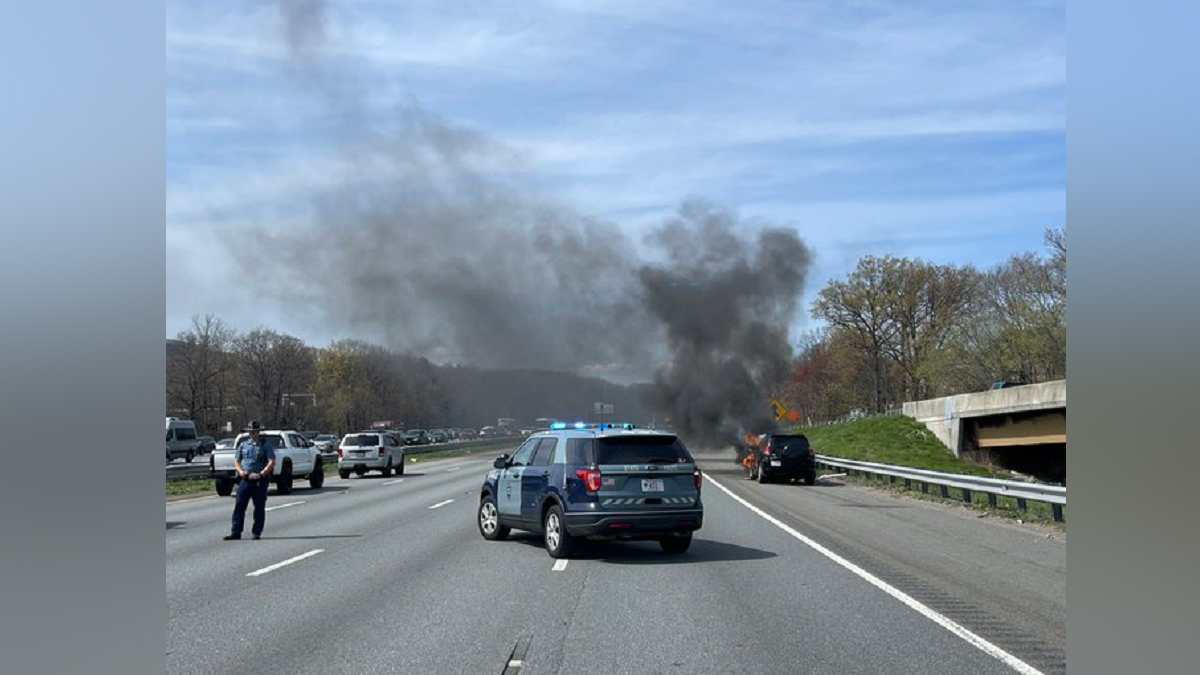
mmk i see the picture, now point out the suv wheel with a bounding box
[381,458,392,477]
[276,463,293,495]
[214,476,234,497]
[543,504,575,559]
[477,495,510,541]
[804,471,817,486]
[397,456,405,475]
[338,469,350,480]
[757,465,769,484]
[659,534,692,554]
[185,451,194,464]
[166,451,171,466]
[308,461,324,489]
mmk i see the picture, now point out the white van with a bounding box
[166,417,200,464]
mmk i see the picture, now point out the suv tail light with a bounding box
[378,446,386,457]
[336,447,343,458]
[762,447,771,456]
[694,468,703,489]
[575,468,602,492]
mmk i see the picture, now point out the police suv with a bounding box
[477,423,704,558]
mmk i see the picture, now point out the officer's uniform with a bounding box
[229,435,275,538]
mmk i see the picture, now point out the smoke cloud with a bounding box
[220,2,812,441]
[640,201,812,446]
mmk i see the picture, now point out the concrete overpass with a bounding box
[903,380,1066,466]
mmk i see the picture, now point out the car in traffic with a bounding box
[428,429,449,443]
[751,433,817,485]
[459,428,478,440]
[196,436,217,453]
[477,423,704,558]
[214,438,236,451]
[166,417,201,464]
[338,432,406,478]
[478,426,500,438]
[402,429,430,446]
[311,434,338,452]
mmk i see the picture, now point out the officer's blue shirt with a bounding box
[235,437,275,473]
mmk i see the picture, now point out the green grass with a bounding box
[788,415,1064,525]
[793,415,1001,476]
[166,476,215,500]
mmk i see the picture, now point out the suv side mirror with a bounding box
[493,454,509,469]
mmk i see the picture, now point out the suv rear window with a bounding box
[768,435,810,454]
[596,436,690,465]
[342,434,380,447]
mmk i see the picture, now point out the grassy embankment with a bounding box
[794,415,1063,524]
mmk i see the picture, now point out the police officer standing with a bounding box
[224,420,275,541]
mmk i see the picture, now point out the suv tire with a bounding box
[338,468,350,480]
[381,459,393,477]
[397,457,405,475]
[477,495,510,541]
[757,465,769,484]
[804,471,817,486]
[309,461,324,489]
[543,504,575,559]
[276,462,293,495]
[185,451,194,464]
[659,534,692,554]
[214,476,234,497]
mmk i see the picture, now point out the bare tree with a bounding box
[812,256,900,413]
[166,315,234,433]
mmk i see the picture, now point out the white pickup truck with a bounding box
[209,429,325,496]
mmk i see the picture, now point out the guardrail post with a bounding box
[938,484,949,499]
[1016,498,1027,512]
[889,475,896,485]
[920,482,929,494]
[904,478,911,490]
[961,488,972,504]
[1051,503,1063,522]
[987,493,997,509]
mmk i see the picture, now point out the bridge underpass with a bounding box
[903,381,1066,484]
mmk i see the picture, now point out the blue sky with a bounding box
[166,0,1065,358]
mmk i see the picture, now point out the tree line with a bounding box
[783,227,1065,423]
[166,322,653,437]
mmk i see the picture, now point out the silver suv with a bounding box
[337,432,406,478]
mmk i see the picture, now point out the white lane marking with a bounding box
[508,660,523,668]
[819,473,847,480]
[446,466,461,472]
[704,475,1044,675]
[382,478,406,485]
[428,499,454,509]
[246,549,324,577]
[264,501,305,512]
[552,559,569,572]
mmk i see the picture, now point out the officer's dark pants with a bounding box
[231,477,269,536]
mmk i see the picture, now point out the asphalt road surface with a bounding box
[166,450,1065,674]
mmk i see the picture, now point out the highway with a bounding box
[166,450,1065,674]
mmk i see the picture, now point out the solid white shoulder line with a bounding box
[703,475,1044,675]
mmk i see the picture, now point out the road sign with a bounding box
[594,402,614,414]
[768,396,786,422]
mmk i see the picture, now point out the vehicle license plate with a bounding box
[641,479,664,492]
[770,460,782,467]
[353,451,364,457]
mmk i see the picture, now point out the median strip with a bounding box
[246,549,324,577]
[704,475,1044,675]
[264,501,304,512]
[428,499,454,509]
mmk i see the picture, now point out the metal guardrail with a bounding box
[815,454,1066,521]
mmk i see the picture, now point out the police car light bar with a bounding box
[548,422,638,431]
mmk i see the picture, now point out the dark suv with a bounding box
[755,433,817,485]
[477,425,704,558]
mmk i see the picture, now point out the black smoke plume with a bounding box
[640,201,811,447]
[220,3,812,440]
